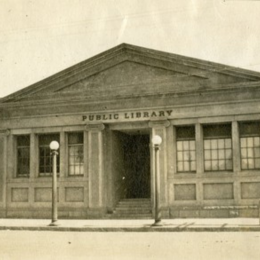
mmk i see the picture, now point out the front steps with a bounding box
[111,198,152,219]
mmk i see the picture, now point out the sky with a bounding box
[1,0,260,98]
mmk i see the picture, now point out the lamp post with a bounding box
[152,135,162,226]
[49,140,59,226]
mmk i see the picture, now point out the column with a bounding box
[196,123,203,204]
[85,123,105,209]
[0,130,9,214]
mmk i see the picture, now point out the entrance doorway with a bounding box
[123,134,151,198]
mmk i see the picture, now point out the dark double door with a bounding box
[123,134,151,198]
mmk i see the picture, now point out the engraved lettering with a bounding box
[136,112,141,118]
[143,112,149,117]
[159,111,165,117]
[166,110,173,116]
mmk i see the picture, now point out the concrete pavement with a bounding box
[0,218,260,232]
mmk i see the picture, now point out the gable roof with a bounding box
[2,43,260,104]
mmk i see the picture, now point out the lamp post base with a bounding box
[151,219,163,227]
[49,220,59,227]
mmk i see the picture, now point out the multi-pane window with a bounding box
[39,134,60,176]
[17,135,30,177]
[68,132,84,176]
[203,124,232,171]
[176,126,196,172]
[240,122,260,170]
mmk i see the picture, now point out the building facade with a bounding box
[1,44,260,219]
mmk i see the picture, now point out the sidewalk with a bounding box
[0,218,260,232]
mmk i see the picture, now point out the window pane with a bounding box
[225,139,232,149]
[190,151,196,161]
[248,159,254,169]
[183,151,190,161]
[247,148,254,158]
[205,161,211,171]
[177,141,183,151]
[254,148,260,158]
[190,141,195,150]
[211,150,218,160]
[218,149,225,160]
[183,162,190,171]
[254,137,260,146]
[191,161,196,172]
[241,159,248,169]
[241,148,247,159]
[218,160,225,170]
[176,126,195,140]
[17,135,30,177]
[177,152,183,161]
[204,151,211,160]
[204,140,211,150]
[68,132,83,144]
[255,159,260,168]
[218,139,224,149]
[68,132,84,176]
[183,141,189,150]
[240,138,247,148]
[203,124,231,138]
[247,138,254,148]
[177,162,183,172]
[212,161,218,171]
[211,140,218,149]
[226,159,233,170]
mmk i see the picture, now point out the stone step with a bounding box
[116,204,151,208]
[117,200,151,206]
[110,215,152,219]
[111,199,153,219]
[115,208,152,214]
[119,199,151,203]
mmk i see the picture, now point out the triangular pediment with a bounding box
[55,61,198,95]
[3,43,260,103]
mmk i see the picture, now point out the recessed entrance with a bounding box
[122,134,151,198]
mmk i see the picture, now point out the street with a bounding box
[0,231,259,260]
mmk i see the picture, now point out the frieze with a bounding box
[82,109,173,123]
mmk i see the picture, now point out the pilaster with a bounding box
[149,120,170,209]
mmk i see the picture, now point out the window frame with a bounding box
[239,121,260,170]
[38,133,60,177]
[203,124,233,172]
[176,125,196,173]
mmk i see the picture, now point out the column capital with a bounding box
[148,120,171,128]
[0,129,10,137]
[85,123,105,131]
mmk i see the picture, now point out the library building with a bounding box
[1,43,260,219]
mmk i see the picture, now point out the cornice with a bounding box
[1,79,260,109]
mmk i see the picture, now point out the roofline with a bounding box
[2,43,260,102]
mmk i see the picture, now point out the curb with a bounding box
[1,226,260,232]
